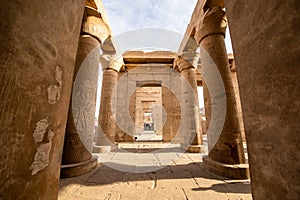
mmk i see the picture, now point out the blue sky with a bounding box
[102,0,233,53]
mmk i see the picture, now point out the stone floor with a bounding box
[59,141,252,200]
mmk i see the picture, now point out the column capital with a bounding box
[174,55,196,73]
[195,6,227,44]
[179,48,200,68]
[100,55,124,72]
[82,6,111,44]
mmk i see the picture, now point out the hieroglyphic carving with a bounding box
[72,43,100,150]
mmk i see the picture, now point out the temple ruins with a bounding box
[0,0,299,199]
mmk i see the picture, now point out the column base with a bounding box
[202,155,250,179]
[181,144,206,153]
[60,155,98,179]
[93,144,117,153]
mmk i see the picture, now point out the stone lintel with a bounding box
[178,0,206,53]
[82,6,111,44]
[178,0,225,52]
[125,63,173,70]
[123,51,176,64]
[203,156,250,179]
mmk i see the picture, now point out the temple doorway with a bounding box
[135,86,163,141]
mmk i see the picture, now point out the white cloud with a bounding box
[102,0,233,53]
[103,0,197,34]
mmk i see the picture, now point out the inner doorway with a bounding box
[135,85,163,141]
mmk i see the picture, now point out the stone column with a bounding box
[203,81,211,134]
[226,0,300,199]
[94,58,121,152]
[60,5,111,178]
[175,57,203,153]
[171,71,184,143]
[60,35,99,178]
[115,71,127,142]
[229,55,246,142]
[0,0,84,199]
[196,4,249,179]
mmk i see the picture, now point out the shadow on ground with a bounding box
[59,157,251,195]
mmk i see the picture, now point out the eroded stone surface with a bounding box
[226,0,300,199]
[31,117,55,175]
[0,0,85,198]
[47,66,63,104]
[30,142,52,175]
[33,118,51,143]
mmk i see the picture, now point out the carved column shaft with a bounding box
[175,56,203,152]
[204,34,245,164]
[198,5,248,179]
[61,35,100,178]
[200,7,245,164]
[61,4,112,177]
[181,66,203,146]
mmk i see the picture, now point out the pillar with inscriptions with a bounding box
[61,5,111,178]
[195,1,249,179]
[175,56,203,153]
[0,0,85,199]
[61,35,99,178]
[93,57,122,152]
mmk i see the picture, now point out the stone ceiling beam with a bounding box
[123,51,176,64]
[178,0,225,53]
[125,63,173,70]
